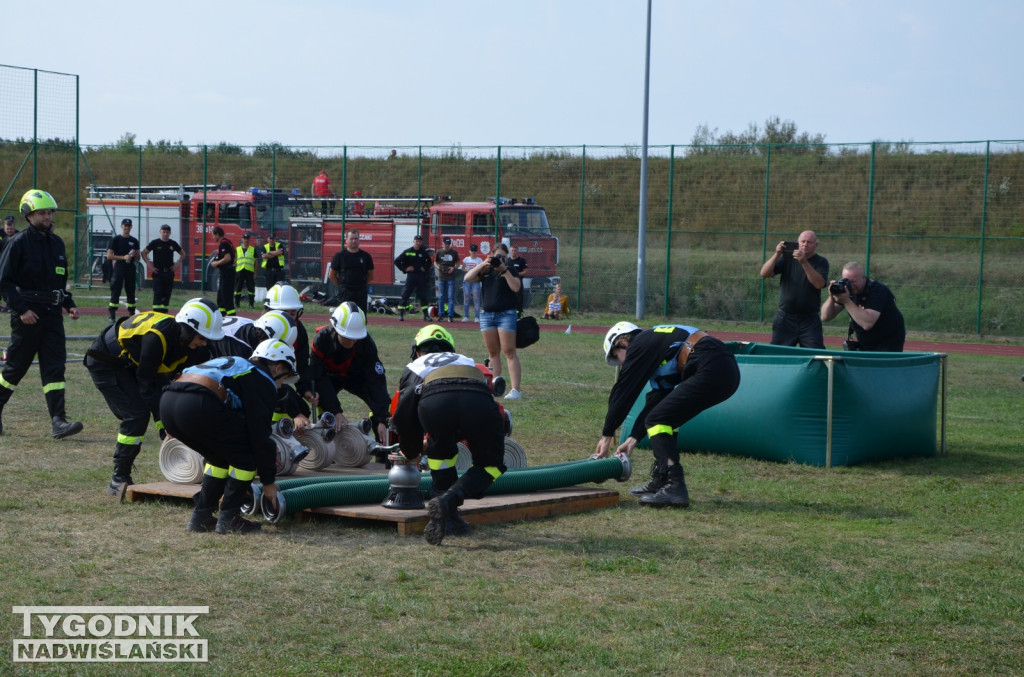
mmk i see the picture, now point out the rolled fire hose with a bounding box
[332,425,374,467]
[455,438,527,473]
[158,438,206,484]
[295,433,336,471]
[261,454,631,523]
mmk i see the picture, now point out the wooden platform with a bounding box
[124,473,620,535]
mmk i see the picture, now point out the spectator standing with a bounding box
[434,237,461,322]
[821,262,906,352]
[464,243,522,400]
[106,218,141,323]
[393,234,432,321]
[461,243,483,322]
[759,230,829,349]
[594,322,741,508]
[261,232,286,287]
[328,229,374,313]
[234,232,257,310]
[0,215,17,253]
[210,226,236,316]
[0,189,84,439]
[141,224,183,313]
[507,245,528,317]
[312,169,334,215]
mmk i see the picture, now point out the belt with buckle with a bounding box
[16,288,64,306]
[676,331,709,371]
[175,372,228,402]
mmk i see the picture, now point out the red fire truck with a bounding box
[86,187,560,302]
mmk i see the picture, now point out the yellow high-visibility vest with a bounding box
[235,245,256,273]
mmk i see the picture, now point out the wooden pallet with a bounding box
[124,478,620,536]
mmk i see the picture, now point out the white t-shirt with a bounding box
[462,255,483,277]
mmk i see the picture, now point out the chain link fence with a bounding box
[2,139,1022,335]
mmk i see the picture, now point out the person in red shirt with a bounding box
[312,170,334,215]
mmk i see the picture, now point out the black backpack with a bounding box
[516,315,540,349]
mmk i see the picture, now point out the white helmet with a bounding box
[603,321,640,365]
[251,339,298,384]
[176,298,225,340]
[264,284,303,311]
[330,301,367,340]
[254,310,298,346]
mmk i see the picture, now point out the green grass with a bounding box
[1,309,1022,675]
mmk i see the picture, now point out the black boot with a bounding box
[425,486,466,546]
[0,386,11,436]
[630,460,668,496]
[216,478,262,534]
[431,467,473,537]
[188,475,227,532]
[638,464,690,508]
[108,443,140,495]
[45,388,83,439]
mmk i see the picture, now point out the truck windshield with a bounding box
[501,207,551,235]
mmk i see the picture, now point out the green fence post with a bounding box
[865,142,876,274]
[576,145,585,313]
[341,146,347,238]
[663,145,675,316]
[201,145,208,292]
[976,141,991,333]
[758,143,772,322]
[495,147,502,242]
[416,146,422,212]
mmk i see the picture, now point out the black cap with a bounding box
[159,224,171,231]
[242,232,251,238]
[268,232,276,238]
[469,244,478,251]
[121,218,133,226]
[413,234,423,241]
[4,215,14,223]
[442,237,452,244]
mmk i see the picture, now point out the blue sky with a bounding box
[7,0,1022,147]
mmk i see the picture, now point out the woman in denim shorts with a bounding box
[464,243,523,400]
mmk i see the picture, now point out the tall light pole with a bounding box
[636,0,652,319]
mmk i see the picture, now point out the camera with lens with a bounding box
[829,278,853,296]
[488,254,506,268]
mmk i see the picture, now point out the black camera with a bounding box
[781,241,798,258]
[829,278,853,296]
[488,254,506,268]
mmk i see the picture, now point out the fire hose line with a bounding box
[260,455,631,524]
[158,439,206,484]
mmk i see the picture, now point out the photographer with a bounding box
[464,243,522,400]
[821,262,905,352]
[759,230,828,349]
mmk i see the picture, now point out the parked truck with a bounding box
[86,187,560,304]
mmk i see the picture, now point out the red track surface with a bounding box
[72,307,1024,358]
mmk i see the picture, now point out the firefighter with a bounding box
[85,299,224,495]
[106,218,140,323]
[161,339,297,533]
[392,324,507,546]
[233,232,257,310]
[0,189,84,439]
[261,232,286,287]
[593,322,741,508]
[210,226,235,315]
[264,283,311,400]
[307,302,390,441]
[393,234,432,321]
[140,224,183,313]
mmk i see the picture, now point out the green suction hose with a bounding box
[262,454,631,523]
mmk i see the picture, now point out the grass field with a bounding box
[1,304,1022,676]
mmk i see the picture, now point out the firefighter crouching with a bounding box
[594,322,741,508]
[0,189,84,439]
[392,324,507,546]
[161,339,297,534]
[85,299,224,495]
[307,302,390,441]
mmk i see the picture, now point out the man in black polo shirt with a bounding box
[760,230,829,349]
[821,262,906,352]
[141,224,183,313]
[328,229,375,313]
[210,226,235,316]
[106,218,141,323]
